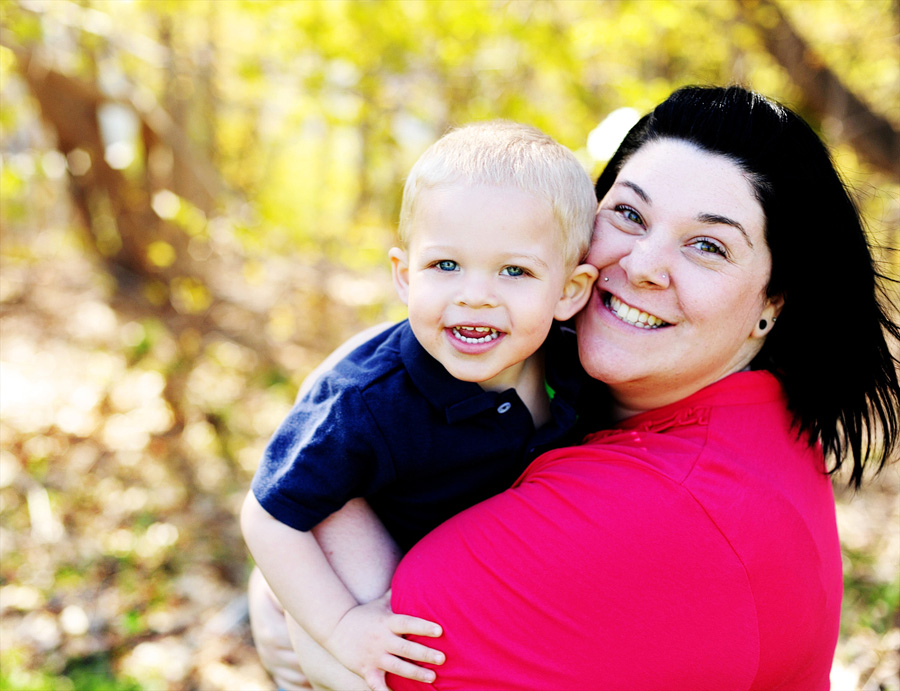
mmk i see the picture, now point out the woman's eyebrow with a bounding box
[697,212,754,248]
[618,180,650,203]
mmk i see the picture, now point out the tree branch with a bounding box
[735,0,900,178]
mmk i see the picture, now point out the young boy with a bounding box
[241,121,599,690]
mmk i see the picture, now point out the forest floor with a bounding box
[0,231,898,690]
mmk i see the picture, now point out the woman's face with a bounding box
[576,138,782,416]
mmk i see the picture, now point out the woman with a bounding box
[250,85,899,690]
[384,85,899,690]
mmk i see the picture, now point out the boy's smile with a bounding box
[390,184,594,392]
[450,325,502,345]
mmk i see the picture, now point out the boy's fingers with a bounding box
[363,670,391,691]
[388,614,442,638]
[385,636,445,666]
[379,653,438,684]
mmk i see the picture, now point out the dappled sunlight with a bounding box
[831,468,900,690]
[1,0,897,688]
[0,341,122,435]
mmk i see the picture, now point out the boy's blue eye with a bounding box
[437,260,458,271]
[501,266,526,277]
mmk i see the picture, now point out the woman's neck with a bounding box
[609,382,696,421]
[610,367,756,421]
[610,400,647,422]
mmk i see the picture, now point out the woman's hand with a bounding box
[325,590,444,691]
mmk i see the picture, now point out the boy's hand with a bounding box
[325,590,444,691]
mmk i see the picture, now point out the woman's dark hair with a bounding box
[596,85,899,487]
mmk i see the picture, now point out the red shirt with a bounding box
[390,371,842,690]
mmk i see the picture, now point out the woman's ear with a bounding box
[389,247,410,305]
[554,263,600,321]
[753,293,785,337]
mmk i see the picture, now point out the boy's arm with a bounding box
[240,492,444,690]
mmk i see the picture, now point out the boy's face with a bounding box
[391,184,596,391]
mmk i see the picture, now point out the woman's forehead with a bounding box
[613,139,765,243]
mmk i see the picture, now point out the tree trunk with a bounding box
[735,0,900,179]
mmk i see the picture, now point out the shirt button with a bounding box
[497,402,512,414]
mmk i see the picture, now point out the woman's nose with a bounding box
[619,236,672,289]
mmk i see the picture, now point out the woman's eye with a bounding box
[615,205,643,225]
[436,260,458,271]
[501,266,526,277]
[694,238,727,257]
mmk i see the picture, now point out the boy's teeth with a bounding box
[607,295,667,329]
[452,326,500,344]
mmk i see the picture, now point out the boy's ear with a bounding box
[389,247,411,305]
[554,263,599,321]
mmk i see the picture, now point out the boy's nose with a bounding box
[455,275,499,308]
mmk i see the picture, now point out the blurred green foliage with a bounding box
[0,1,898,689]
[2,0,898,275]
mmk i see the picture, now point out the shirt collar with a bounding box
[616,370,784,434]
[399,323,501,424]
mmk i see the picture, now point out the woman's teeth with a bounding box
[452,326,500,344]
[607,295,667,328]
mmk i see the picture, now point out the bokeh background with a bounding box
[0,1,898,689]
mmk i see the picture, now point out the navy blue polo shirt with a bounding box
[252,319,588,552]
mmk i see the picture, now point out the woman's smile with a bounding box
[577,139,777,413]
[605,294,669,329]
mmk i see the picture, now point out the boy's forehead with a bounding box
[411,182,554,220]
[407,185,567,260]
[411,183,554,222]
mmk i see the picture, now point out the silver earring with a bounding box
[603,276,609,282]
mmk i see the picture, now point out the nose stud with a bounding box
[603,276,609,282]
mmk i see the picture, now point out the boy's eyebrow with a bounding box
[616,180,754,248]
[420,245,552,269]
[509,253,551,270]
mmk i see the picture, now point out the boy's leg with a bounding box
[292,497,402,690]
[247,567,312,691]
[285,614,369,691]
[248,498,403,690]
[248,568,367,691]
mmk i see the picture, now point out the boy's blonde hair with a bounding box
[398,121,596,268]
